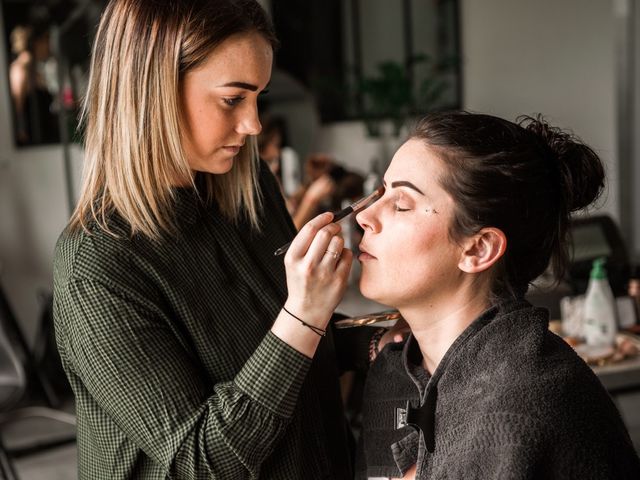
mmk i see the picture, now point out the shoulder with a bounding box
[55,218,132,282]
[450,301,621,430]
[459,301,599,395]
[53,216,169,302]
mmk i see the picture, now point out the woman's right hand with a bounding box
[284,212,352,327]
[271,212,352,356]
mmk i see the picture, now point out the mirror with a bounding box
[271,0,461,124]
[2,0,104,147]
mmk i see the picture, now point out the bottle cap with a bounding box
[590,257,607,280]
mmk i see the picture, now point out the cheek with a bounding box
[358,227,415,287]
[182,96,228,152]
[360,224,456,300]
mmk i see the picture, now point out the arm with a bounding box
[59,208,351,478]
[9,60,30,142]
[59,275,310,479]
[9,60,29,114]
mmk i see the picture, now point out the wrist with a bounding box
[283,300,330,330]
[271,308,323,358]
[282,306,326,337]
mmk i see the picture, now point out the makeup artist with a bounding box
[52,1,375,478]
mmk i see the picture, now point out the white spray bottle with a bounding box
[583,257,618,348]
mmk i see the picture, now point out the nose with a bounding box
[356,199,381,233]
[236,101,261,136]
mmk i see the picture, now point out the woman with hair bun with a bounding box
[355,111,640,479]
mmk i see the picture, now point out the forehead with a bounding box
[386,138,447,189]
[190,31,273,83]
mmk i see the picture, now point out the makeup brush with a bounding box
[274,185,385,256]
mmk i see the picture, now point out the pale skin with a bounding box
[180,31,351,358]
[356,139,506,479]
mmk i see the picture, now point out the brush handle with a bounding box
[273,207,352,256]
[273,187,381,257]
[274,241,292,256]
[331,206,354,223]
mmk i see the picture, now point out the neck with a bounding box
[400,287,491,374]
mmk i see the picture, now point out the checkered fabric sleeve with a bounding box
[57,274,311,479]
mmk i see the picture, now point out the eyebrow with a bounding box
[384,180,425,195]
[218,81,259,91]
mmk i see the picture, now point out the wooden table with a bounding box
[593,356,640,395]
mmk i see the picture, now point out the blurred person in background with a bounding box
[9,23,59,145]
[258,113,308,200]
[288,153,365,230]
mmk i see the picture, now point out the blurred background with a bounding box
[1,0,639,478]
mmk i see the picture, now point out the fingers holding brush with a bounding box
[283,212,352,324]
[285,212,335,261]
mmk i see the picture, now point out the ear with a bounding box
[458,227,507,273]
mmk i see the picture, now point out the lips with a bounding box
[223,145,242,155]
[358,244,377,260]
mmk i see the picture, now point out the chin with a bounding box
[218,161,235,174]
[359,275,388,304]
[202,156,235,175]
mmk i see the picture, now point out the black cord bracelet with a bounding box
[283,306,326,337]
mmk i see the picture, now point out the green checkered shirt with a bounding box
[53,165,367,479]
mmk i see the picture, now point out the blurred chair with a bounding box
[0,315,27,479]
[0,279,75,480]
[526,214,630,319]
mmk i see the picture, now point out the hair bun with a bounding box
[518,114,605,213]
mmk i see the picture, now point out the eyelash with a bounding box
[394,204,410,212]
[223,87,269,107]
[392,193,410,212]
[223,96,245,107]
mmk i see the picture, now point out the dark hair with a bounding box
[411,110,605,297]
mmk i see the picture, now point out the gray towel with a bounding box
[356,299,640,479]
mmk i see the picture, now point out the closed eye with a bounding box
[223,96,245,107]
[392,192,411,212]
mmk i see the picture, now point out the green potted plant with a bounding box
[358,54,454,138]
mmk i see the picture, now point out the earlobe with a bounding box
[458,228,507,273]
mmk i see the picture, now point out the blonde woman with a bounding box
[53,1,367,478]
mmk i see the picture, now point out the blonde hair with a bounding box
[71,0,278,238]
